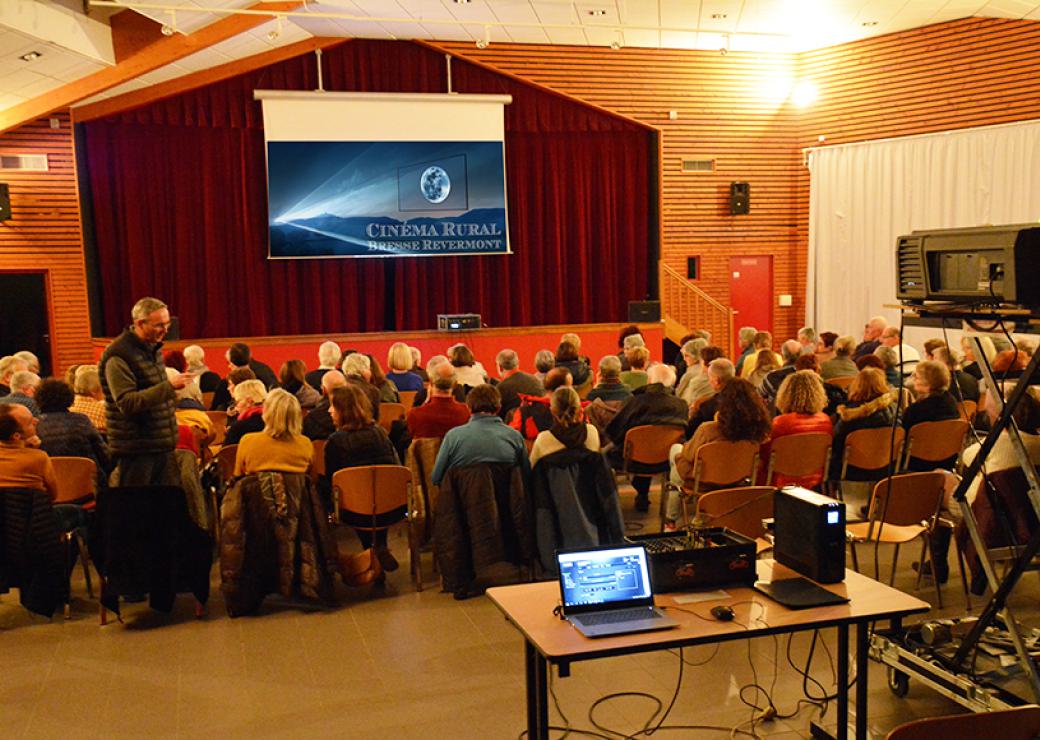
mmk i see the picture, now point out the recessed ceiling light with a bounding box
[20,51,42,62]
[861,21,878,27]
[711,13,728,19]
[587,9,608,16]
[454,0,471,4]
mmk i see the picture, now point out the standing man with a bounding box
[99,297,189,487]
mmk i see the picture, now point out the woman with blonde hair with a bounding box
[960,334,997,380]
[224,379,268,446]
[747,348,781,390]
[829,368,898,480]
[529,387,599,467]
[761,370,833,488]
[385,341,423,392]
[234,388,313,475]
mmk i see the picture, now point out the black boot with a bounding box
[633,476,650,513]
[914,526,951,585]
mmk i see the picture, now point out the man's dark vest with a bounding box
[99,329,177,455]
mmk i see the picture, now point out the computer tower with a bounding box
[773,487,845,583]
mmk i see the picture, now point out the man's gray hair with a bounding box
[321,370,347,393]
[622,334,645,351]
[426,354,449,375]
[681,338,708,363]
[10,371,40,394]
[738,326,757,344]
[834,335,856,356]
[131,297,167,322]
[781,339,802,364]
[183,345,205,367]
[318,340,341,368]
[797,327,816,344]
[341,353,371,377]
[431,362,457,392]
[534,350,555,373]
[874,345,898,368]
[13,351,39,373]
[74,365,101,395]
[496,349,519,371]
[647,362,676,388]
[598,354,622,378]
[708,358,735,381]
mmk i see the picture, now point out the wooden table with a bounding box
[487,561,930,740]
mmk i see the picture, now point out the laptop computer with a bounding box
[556,544,678,638]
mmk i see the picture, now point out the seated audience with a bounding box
[587,355,633,403]
[761,339,803,408]
[214,366,256,414]
[407,361,470,439]
[616,325,642,371]
[675,338,710,404]
[923,338,946,360]
[234,389,312,476]
[0,355,29,396]
[432,384,529,486]
[529,387,600,468]
[306,340,341,390]
[183,344,222,393]
[366,354,400,403]
[829,368,899,481]
[933,347,979,403]
[533,349,555,385]
[760,370,833,488]
[815,331,838,365]
[665,377,772,528]
[747,348,781,390]
[960,334,997,380]
[385,342,424,393]
[448,344,487,389]
[167,368,212,438]
[554,340,591,389]
[797,327,816,355]
[620,346,650,390]
[509,367,573,441]
[2,371,41,417]
[873,345,901,387]
[685,358,736,436]
[734,326,757,376]
[495,349,543,420]
[14,351,40,375]
[409,346,429,383]
[879,326,920,367]
[324,383,401,569]
[854,316,888,359]
[904,360,961,471]
[302,370,347,441]
[855,354,885,372]
[63,364,80,389]
[279,359,322,409]
[605,363,688,512]
[163,349,187,372]
[341,353,382,414]
[229,341,279,390]
[739,331,781,377]
[71,365,107,433]
[224,380,267,446]
[821,335,858,380]
[796,353,845,415]
[0,403,57,499]
[35,378,110,482]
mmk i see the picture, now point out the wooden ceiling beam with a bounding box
[0,1,302,135]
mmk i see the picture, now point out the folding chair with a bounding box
[694,486,774,552]
[674,440,759,527]
[619,424,685,514]
[765,432,831,489]
[885,705,1040,740]
[903,418,969,472]
[332,465,413,585]
[378,403,406,433]
[50,456,97,616]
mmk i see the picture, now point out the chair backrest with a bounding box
[214,444,238,482]
[691,440,759,490]
[957,399,977,422]
[378,403,406,432]
[201,391,215,409]
[826,375,855,390]
[768,432,831,481]
[398,391,418,411]
[623,425,685,467]
[333,465,411,518]
[905,418,968,466]
[885,706,1040,740]
[50,456,97,504]
[206,411,227,446]
[867,471,945,527]
[844,426,905,471]
[695,486,774,540]
[308,439,326,482]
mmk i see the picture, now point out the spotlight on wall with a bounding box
[161,10,177,36]
[475,25,490,49]
[267,15,284,41]
[609,30,623,50]
[719,33,730,56]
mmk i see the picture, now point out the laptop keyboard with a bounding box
[578,608,661,626]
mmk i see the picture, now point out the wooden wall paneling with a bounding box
[0,113,93,374]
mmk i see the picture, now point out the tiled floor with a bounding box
[2,482,1035,739]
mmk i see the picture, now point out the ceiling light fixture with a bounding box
[711,13,727,19]
[610,30,623,50]
[719,33,730,56]
[475,24,490,49]
[587,9,608,16]
[161,9,176,35]
[453,0,471,4]
[861,21,878,27]
[19,51,42,62]
[267,14,284,41]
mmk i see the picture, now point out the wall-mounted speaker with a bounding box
[687,256,699,280]
[628,300,661,322]
[729,181,750,215]
[0,183,10,222]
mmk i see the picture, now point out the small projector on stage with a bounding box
[437,313,481,331]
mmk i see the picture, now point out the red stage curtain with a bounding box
[82,40,651,338]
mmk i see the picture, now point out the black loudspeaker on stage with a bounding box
[166,316,181,341]
[0,183,10,222]
[628,301,661,322]
[729,181,750,215]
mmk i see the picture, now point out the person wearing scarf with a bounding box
[529,387,600,467]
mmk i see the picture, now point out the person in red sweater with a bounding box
[760,370,833,489]
[406,360,469,439]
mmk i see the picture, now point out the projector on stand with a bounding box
[437,313,481,331]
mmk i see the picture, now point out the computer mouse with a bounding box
[710,605,735,622]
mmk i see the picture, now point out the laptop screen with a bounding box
[557,545,655,615]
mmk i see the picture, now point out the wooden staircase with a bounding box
[659,262,735,356]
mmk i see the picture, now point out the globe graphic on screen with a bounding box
[420,166,451,204]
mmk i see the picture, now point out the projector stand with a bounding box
[871,313,1040,711]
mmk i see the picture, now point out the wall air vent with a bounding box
[0,154,48,172]
[681,157,716,173]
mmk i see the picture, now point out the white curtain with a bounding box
[807,119,1040,337]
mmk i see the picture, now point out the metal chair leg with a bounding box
[76,533,94,599]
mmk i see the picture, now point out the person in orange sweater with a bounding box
[0,402,57,498]
[760,370,833,489]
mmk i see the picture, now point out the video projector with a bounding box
[895,223,1040,309]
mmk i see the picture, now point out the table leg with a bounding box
[856,622,869,740]
[525,640,549,740]
[837,625,849,740]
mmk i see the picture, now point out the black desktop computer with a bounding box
[773,487,846,584]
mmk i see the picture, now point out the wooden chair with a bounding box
[676,440,759,527]
[398,391,418,411]
[838,426,906,497]
[308,439,326,485]
[826,375,855,390]
[378,402,406,433]
[903,419,969,472]
[765,432,831,489]
[332,465,413,581]
[205,411,227,449]
[694,486,774,552]
[201,391,215,409]
[846,471,950,606]
[210,444,238,547]
[957,398,977,423]
[50,456,97,613]
[405,437,444,590]
[620,424,685,512]
[885,706,1040,739]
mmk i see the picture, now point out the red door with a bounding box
[729,256,773,352]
